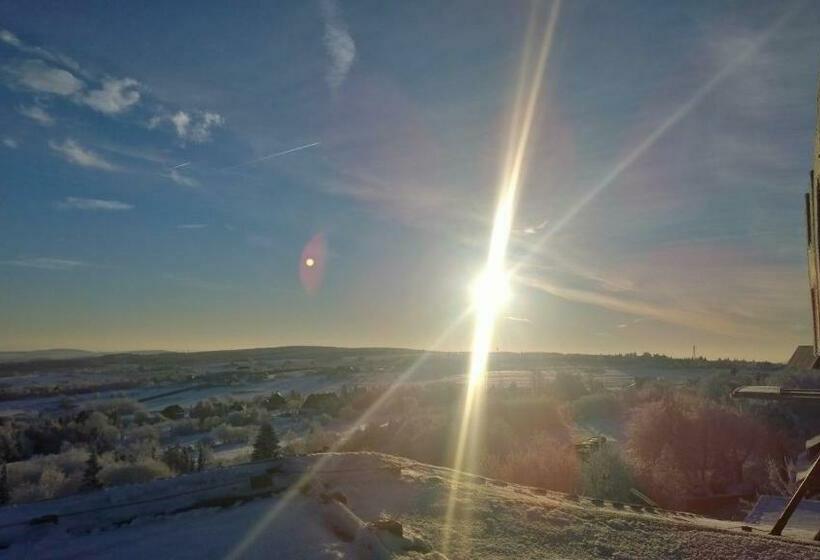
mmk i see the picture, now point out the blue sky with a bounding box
[0,0,818,360]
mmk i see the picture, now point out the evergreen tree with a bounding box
[252,423,280,461]
[195,441,213,472]
[0,462,9,505]
[83,450,103,491]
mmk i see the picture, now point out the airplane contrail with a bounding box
[171,161,191,169]
[219,141,320,171]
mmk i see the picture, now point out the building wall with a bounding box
[809,85,820,355]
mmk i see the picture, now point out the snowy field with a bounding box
[2,453,818,559]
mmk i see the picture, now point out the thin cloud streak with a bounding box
[18,104,54,126]
[519,274,763,338]
[58,197,133,211]
[49,139,119,171]
[0,257,87,270]
[164,168,199,187]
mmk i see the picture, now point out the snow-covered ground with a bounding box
[2,453,818,559]
[746,496,820,541]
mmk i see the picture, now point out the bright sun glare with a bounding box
[469,268,512,312]
[442,1,562,553]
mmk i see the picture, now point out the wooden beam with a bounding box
[771,453,820,535]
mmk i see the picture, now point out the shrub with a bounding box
[213,424,255,445]
[571,392,623,423]
[227,409,262,427]
[169,419,201,437]
[483,433,579,493]
[161,405,185,420]
[161,445,197,474]
[489,396,572,443]
[304,427,337,453]
[89,398,145,419]
[201,416,223,431]
[100,459,171,486]
[580,445,635,502]
[9,465,71,503]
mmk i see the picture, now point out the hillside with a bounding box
[1,452,818,559]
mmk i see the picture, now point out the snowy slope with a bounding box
[2,453,819,559]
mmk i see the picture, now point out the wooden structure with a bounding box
[801,83,820,368]
[733,385,820,538]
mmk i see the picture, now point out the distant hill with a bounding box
[0,349,102,363]
[0,346,418,374]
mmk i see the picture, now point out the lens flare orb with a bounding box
[299,233,326,294]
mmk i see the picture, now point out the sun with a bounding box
[470,268,512,312]
[304,257,315,267]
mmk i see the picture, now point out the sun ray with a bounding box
[508,1,802,279]
[226,308,472,559]
[441,0,562,554]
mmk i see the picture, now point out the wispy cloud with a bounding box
[49,138,119,171]
[519,273,758,337]
[3,26,145,115]
[0,257,87,270]
[8,58,83,96]
[57,197,133,211]
[504,316,532,324]
[518,218,549,235]
[150,110,225,143]
[0,28,83,74]
[2,137,17,149]
[164,168,199,187]
[320,0,356,93]
[18,104,54,126]
[83,77,140,114]
[176,224,207,230]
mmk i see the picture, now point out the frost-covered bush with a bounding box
[226,407,264,427]
[580,445,635,502]
[169,419,201,437]
[304,427,337,453]
[625,393,781,508]
[200,416,223,431]
[483,433,579,493]
[213,424,255,445]
[100,458,172,487]
[9,464,73,503]
[89,398,145,419]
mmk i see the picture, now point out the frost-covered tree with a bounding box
[162,445,197,474]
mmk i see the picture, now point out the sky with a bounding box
[0,0,818,361]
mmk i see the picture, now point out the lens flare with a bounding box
[299,233,326,294]
[442,1,562,554]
